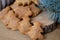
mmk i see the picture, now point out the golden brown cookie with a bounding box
[29,4,40,17]
[10,1,19,11]
[27,22,44,40]
[7,11,19,30]
[1,12,10,26]
[14,6,32,18]
[18,16,31,34]
[10,0,39,9]
[15,0,39,5]
[10,0,29,11]
[1,10,19,30]
[31,0,39,5]
[16,0,31,5]
[0,7,10,19]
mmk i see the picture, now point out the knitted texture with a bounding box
[38,0,60,23]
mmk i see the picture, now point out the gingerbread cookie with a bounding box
[31,0,39,5]
[29,4,40,17]
[16,0,31,5]
[10,1,20,11]
[7,11,19,30]
[16,0,39,5]
[0,7,10,19]
[1,10,19,30]
[0,0,44,40]
[27,22,44,40]
[1,11,11,26]
[18,16,32,34]
[10,0,39,9]
[14,6,32,18]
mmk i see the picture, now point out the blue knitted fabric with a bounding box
[38,0,60,23]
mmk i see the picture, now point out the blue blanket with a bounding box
[38,0,60,23]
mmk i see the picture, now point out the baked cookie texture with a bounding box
[15,0,31,5]
[0,0,44,40]
[0,7,10,19]
[10,3,40,17]
[7,11,19,30]
[29,4,40,17]
[14,6,32,18]
[31,0,38,5]
[15,0,38,5]
[27,22,44,40]
[1,10,19,30]
[18,16,32,34]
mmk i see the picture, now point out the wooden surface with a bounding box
[0,21,60,40]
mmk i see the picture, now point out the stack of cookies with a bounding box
[0,0,44,40]
[0,0,56,40]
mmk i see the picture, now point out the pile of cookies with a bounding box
[0,0,44,40]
